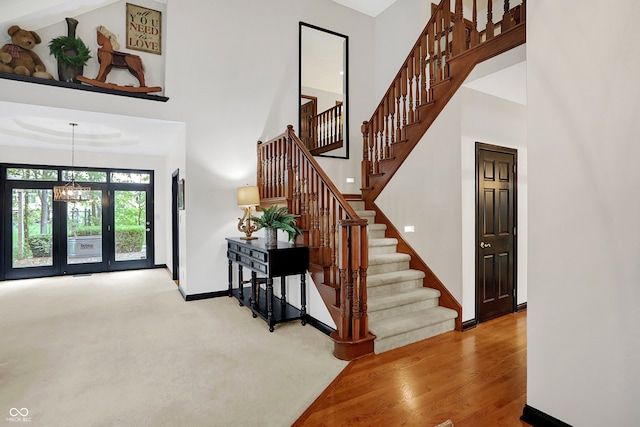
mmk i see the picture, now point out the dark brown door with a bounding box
[476,143,517,322]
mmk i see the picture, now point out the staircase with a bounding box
[352,201,458,353]
[256,0,526,360]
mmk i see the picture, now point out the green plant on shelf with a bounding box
[250,205,302,242]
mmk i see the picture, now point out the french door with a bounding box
[63,187,109,275]
[110,187,153,271]
[1,165,154,280]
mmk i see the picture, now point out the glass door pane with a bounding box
[114,190,147,262]
[67,190,103,265]
[12,188,53,268]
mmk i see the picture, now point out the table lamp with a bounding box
[237,186,260,240]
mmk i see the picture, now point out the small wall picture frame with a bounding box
[126,3,162,55]
[178,178,185,210]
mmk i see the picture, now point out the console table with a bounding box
[226,237,309,332]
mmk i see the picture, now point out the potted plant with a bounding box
[48,18,91,83]
[251,205,302,246]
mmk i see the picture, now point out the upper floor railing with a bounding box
[307,103,344,155]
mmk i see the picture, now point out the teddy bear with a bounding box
[0,25,54,79]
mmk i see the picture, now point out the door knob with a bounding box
[480,241,492,248]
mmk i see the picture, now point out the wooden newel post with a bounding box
[337,223,350,339]
[329,217,375,360]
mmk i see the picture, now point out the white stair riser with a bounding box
[374,319,456,354]
[368,278,424,297]
[349,201,365,211]
[369,244,398,256]
[368,298,440,322]
[368,229,386,239]
[368,260,410,275]
[356,212,376,223]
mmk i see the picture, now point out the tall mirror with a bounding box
[299,22,348,159]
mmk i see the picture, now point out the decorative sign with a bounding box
[126,3,162,55]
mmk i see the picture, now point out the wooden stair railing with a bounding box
[362,0,526,201]
[361,0,526,330]
[257,125,375,360]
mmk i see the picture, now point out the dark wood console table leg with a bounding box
[228,260,233,297]
[300,273,307,326]
[267,277,274,332]
[280,277,286,305]
[237,265,244,306]
[251,271,258,318]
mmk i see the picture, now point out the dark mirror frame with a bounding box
[299,22,349,159]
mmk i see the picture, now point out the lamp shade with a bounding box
[237,186,260,207]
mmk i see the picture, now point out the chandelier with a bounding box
[53,123,91,203]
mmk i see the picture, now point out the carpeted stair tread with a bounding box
[368,287,441,312]
[370,306,458,339]
[367,269,426,287]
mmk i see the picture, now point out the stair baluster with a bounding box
[487,0,495,39]
[503,0,512,31]
[471,0,479,46]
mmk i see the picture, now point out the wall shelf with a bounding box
[0,72,169,102]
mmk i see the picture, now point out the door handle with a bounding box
[480,241,492,248]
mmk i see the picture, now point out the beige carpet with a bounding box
[0,269,347,426]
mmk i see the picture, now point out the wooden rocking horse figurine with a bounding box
[77,26,161,93]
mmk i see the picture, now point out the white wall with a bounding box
[527,1,640,425]
[373,0,432,101]
[163,124,186,281]
[378,91,464,302]
[460,87,527,320]
[162,0,374,310]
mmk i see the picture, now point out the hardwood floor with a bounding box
[294,311,529,427]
